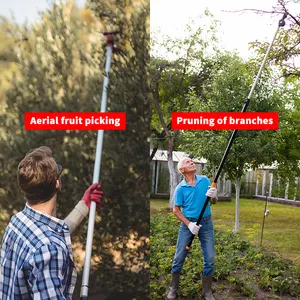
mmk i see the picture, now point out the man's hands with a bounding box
[206,187,217,199]
[188,222,201,235]
[82,183,103,209]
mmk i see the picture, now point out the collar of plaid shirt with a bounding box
[0,204,77,300]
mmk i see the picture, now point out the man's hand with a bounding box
[188,222,201,235]
[206,187,217,199]
[82,183,103,209]
[64,183,103,234]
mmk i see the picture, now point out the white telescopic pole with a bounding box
[80,32,115,300]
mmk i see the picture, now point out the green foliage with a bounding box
[76,0,151,298]
[272,83,300,181]
[180,52,284,183]
[149,12,221,206]
[250,2,300,81]
[249,4,300,181]
[150,213,179,299]
[150,11,220,145]
[0,0,150,298]
[0,17,19,109]
[0,0,103,215]
[150,212,300,299]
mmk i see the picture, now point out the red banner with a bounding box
[171,112,278,130]
[24,112,126,130]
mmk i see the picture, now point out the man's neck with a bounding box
[28,195,57,217]
[184,173,196,184]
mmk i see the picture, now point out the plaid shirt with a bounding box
[0,204,77,299]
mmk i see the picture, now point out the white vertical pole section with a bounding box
[80,34,114,299]
[269,172,273,198]
[262,170,267,196]
[255,173,259,196]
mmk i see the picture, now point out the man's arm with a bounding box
[173,206,200,235]
[173,206,190,227]
[173,186,190,226]
[64,201,89,234]
[30,244,68,299]
[64,183,103,234]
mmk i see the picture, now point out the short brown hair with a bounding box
[17,146,59,205]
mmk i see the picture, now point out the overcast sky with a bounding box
[150,0,294,58]
[0,0,299,58]
[0,0,85,24]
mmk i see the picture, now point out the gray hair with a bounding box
[177,157,190,174]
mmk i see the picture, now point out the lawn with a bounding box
[151,198,300,264]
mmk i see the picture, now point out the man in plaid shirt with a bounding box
[0,146,103,299]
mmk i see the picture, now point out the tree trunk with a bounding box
[234,177,241,232]
[150,61,180,209]
[168,137,180,209]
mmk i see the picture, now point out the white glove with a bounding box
[206,187,217,198]
[188,222,201,235]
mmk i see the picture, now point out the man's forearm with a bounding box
[64,201,89,234]
[173,206,190,227]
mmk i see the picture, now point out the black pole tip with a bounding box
[279,13,288,27]
[103,31,120,36]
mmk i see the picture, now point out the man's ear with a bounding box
[56,179,61,190]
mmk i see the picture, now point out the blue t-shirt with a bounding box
[174,175,212,218]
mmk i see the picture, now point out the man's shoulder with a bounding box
[6,210,67,253]
[196,175,210,182]
[10,209,27,223]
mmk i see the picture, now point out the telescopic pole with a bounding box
[260,191,269,246]
[80,31,118,300]
[186,13,287,251]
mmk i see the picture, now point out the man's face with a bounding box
[180,158,196,174]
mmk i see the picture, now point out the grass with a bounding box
[150,211,300,299]
[151,198,300,264]
[150,199,170,217]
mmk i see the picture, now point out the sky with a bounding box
[0,0,85,23]
[0,0,299,58]
[150,0,296,58]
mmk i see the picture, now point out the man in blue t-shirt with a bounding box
[166,157,217,300]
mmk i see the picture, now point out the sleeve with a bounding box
[174,185,184,206]
[64,200,89,234]
[30,244,67,300]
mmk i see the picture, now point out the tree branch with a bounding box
[150,79,170,137]
[223,8,279,15]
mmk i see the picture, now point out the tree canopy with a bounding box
[150,11,221,207]
[248,0,300,181]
